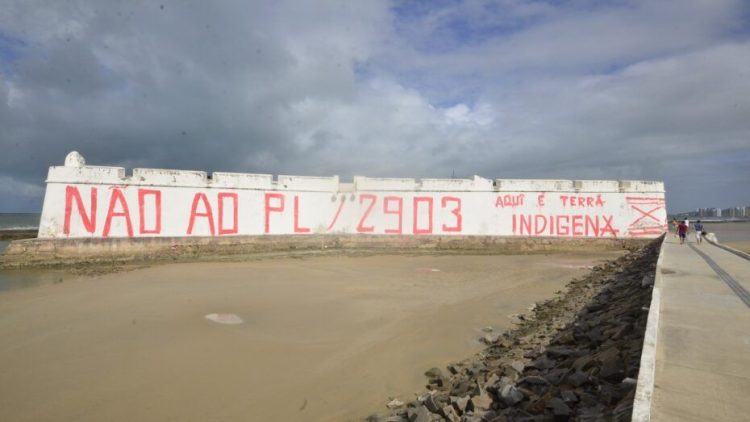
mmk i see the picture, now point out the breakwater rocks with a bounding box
[371,237,661,422]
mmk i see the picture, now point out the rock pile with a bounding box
[370,237,661,422]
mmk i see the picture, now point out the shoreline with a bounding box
[0,229,37,241]
[669,219,750,223]
[1,235,649,270]
[0,251,624,421]
[723,241,750,254]
[369,237,660,421]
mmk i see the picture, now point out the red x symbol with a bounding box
[629,205,662,227]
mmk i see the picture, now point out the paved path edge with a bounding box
[632,235,666,421]
[705,238,750,262]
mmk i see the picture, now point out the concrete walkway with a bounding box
[650,235,750,421]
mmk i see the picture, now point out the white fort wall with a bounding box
[37,152,667,239]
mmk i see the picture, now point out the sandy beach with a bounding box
[724,241,750,254]
[0,252,621,421]
[703,221,750,253]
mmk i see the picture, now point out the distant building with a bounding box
[703,208,722,217]
[687,206,750,219]
[721,207,747,218]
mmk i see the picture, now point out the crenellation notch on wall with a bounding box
[576,180,620,193]
[276,175,340,191]
[619,180,665,193]
[420,175,493,191]
[494,179,576,192]
[47,165,127,184]
[353,176,419,191]
[132,168,208,186]
[210,172,274,190]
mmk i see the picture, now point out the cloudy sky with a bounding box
[1,0,748,213]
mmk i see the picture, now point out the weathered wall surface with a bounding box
[38,153,667,240]
[1,235,650,269]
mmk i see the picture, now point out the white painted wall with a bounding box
[38,152,667,239]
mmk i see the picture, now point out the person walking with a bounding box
[694,220,704,244]
[677,220,688,245]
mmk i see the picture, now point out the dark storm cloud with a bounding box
[0,0,749,212]
[0,0,385,211]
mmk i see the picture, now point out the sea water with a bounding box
[704,221,750,243]
[0,213,41,231]
[0,213,46,290]
[0,213,39,253]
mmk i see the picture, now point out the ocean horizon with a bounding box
[0,213,41,231]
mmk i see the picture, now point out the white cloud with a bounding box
[0,0,748,212]
[443,103,495,127]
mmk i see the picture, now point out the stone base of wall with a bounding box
[1,235,649,269]
[0,230,38,241]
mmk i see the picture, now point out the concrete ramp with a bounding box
[635,236,750,421]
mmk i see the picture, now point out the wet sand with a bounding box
[704,220,750,243]
[703,221,750,253]
[724,241,750,254]
[0,252,621,421]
